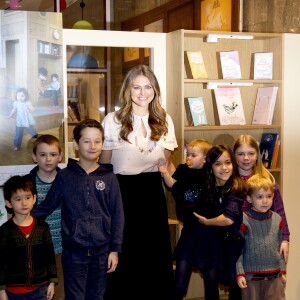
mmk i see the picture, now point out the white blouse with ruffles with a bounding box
[102,112,178,175]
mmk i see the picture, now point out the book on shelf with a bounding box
[259,133,279,169]
[68,101,83,121]
[185,97,208,126]
[219,50,241,79]
[67,105,78,122]
[214,87,246,125]
[253,52,273,79]
[270,138,280,169]
[185,51,208,79]
[252,86,278,125]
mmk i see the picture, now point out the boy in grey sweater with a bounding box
[236,174,286,300]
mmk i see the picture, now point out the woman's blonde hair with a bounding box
[115,65,168,142]
[233,134,275,184]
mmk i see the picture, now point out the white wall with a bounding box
[282,33,300,299]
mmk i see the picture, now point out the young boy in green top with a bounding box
[0,175,57,300]
[26,134,64,299]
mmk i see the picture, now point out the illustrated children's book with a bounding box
[252,86,278,125]
[219,50,241,79]
[253,52,273,79]
[186,51,208,79]
[259,133,279,169]
[214,87,246,125]
[185,97,208,126]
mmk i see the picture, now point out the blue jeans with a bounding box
[14,126,38,148]
[40,90,59,106]
[6,285,47,299]
[62,249,108,300]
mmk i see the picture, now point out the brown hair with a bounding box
[115,65,168,142]
[233,134,275,184]
[205,144,245,200]
[73,118,104,143]
[33,134,61,154]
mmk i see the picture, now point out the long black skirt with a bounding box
[104,172,174,300]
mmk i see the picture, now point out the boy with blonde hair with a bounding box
[236,174,286,300]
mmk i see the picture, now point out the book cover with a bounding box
[253,52,273,79]
[214,87,246,125]
[201,0,232,31]
[219,50,241,79]
[252,86,278,125]
[186,51,208,79]
[186,97,208,126]
[259,133,279,169]
[270,139,280,169]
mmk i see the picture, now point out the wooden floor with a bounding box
[0,123,64,166]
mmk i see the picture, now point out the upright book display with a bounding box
[219,50,241,79]
[186,51,208,79]
[252,86,278,125]
[253,52,273,79]
[185,97,208,126]
[214,88,246,125]
[259,133,279,169]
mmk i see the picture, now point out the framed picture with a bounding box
[200,0,242,32]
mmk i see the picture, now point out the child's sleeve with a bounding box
[272,186,290,242]
[108,175,124,253]
[278,218,287,273]
[43,222,58,284]
[236,222,247,277]
[0,226,8,290]
[31,174,62,218]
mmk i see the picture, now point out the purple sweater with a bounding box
[241,175,290,242]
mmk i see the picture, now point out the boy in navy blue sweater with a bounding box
[32,119,124,300]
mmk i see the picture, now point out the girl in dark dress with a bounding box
[174,145,245,300]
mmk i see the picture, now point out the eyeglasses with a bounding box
[132,85,153,93]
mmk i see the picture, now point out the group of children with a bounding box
[159,136,288,300]
[0,117,288,300]
[0,119,124,300]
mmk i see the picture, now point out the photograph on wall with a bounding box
[0,10,64,165]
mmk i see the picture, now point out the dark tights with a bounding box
[173,259,219,300]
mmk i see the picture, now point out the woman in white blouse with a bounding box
[100,65,178,300]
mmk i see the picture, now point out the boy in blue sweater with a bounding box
[32,119,124,300]
[236,174,286,300]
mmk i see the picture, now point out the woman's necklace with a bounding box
[134,136,156,155]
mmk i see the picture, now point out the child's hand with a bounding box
[193,212,208,225]
[158,160,168,175]
[107,251,118,273]
[0,289,8,300]
[280,241,289,263]
[237,276,247,289]
[46,283,55,300]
